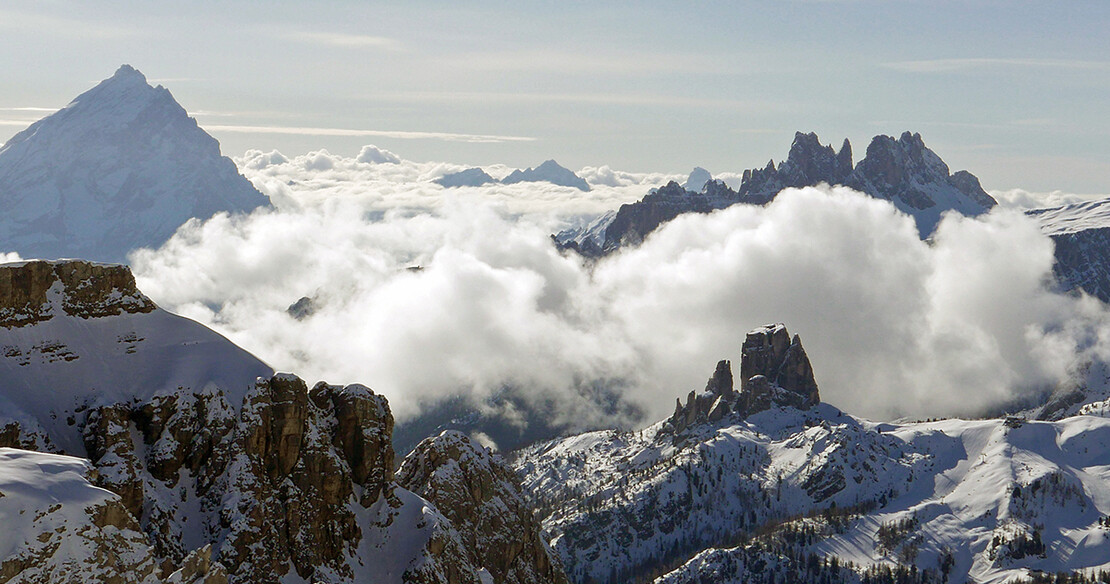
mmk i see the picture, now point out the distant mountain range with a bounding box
[437,159,591,191]
[557,131,996,256]
[0,65,268,263]
[6,65,1110,584]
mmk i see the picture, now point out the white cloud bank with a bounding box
[130,148,1110,428]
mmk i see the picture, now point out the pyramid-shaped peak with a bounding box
[111,64,147,83]
[0,66,269,263]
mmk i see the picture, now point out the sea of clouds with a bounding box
[129,147,1110,430]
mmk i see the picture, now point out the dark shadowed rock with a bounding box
[575,130,995,257]
[668,324,820,432]
[436,167,497,188]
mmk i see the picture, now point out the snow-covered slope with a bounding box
[0,259,272,453]
[0,65,269,263]
[1027,198,1110,303]
[514,324,1110,584]
[0,448,166,583]
[0,259,566,584]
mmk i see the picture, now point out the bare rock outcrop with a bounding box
[668,324,820,433]
[0,258,558,584]
[397,431,568,584]
[0,260,155,328]
[568,130,996,257]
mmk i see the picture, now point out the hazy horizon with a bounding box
[1,1,1107,194]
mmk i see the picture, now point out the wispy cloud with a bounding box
[284,30,400,51]
[360,90,781,111]
[439,49,723,76]
[0,107,57,113]
[0,8,142,39]
[205,124,535,144]
[0,119,33,127]
[883,58,1110,73]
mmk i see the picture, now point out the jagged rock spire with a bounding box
[667,323,820,433]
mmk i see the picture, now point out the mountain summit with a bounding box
[502,159,591,191]
[564,131,996,254]
[0,65,269,263]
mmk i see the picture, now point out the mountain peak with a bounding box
[111,64,147,83]
[502,159,590,191]
[0,66,269,263]
[667,323,819,433]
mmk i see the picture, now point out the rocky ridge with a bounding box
[440,160,590,191]
[563,131,995,255]
[0,260,566,584]
[514,324,1110,584]
[398,431,568,584]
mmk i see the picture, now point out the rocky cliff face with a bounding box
[398,431,567,584]
[844,132,995,236]
[667,323,819,434]
[1027,197,1110,304]
[0,260,155,327]
[593,180,739,254]
[0,260,567,584]
[739,133,853,204]
[576,131,995,255]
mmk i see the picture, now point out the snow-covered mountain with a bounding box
[502,160,591,191]
[566,132,995,255]
[435,167,498,188]
[1027,198,1110,303]
[683,167,712,193]
[555,179,738,256]
[436,160,590,191]
[0,65,269,263]
[513,323,1110,584]
[0,259,566,584]
[0,259,272,453]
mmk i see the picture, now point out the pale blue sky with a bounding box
[1,1,1107,192]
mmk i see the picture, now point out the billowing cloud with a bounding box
[991,188,1104,210]
[356,145,400,164]
[1,252,23,263]
[131,149,1110,429]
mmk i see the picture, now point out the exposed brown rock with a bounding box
[311,382,394,504]
[398,431,568,584]
[667,324,820,433]
[740,324,819,407]
[0,260,155,328]
[83,404,144,520]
